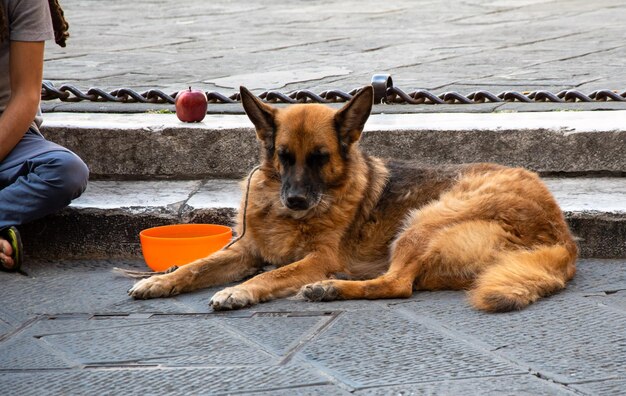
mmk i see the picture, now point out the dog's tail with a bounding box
[468,244,577,312]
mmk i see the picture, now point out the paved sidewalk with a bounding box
[0,258,625,395]
[9,2,624,394]
[44,0,626,96]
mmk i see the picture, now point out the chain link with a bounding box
[41,75,626,105]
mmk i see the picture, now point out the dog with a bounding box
[128,85,577,312]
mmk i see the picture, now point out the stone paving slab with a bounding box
[398,291,626,384]
[0,367,330,395]
[19,177,626,259]
[353,375,576,395]
[0,259,624,395]
[571,379,626,396]
[40,111,626,179]
[299,310,526,388]
[42,0,626,105]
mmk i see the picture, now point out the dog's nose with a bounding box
[285,195,309,211]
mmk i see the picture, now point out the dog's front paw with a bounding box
[301,281,340,302]
[128,275,180,299]
[209,287,256,311]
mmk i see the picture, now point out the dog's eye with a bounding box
[307,151,330,167]
[277,150,295,166]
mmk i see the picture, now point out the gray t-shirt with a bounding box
[0,0,54,129]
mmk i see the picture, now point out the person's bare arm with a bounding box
[0,41,45,161]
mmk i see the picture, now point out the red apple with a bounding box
[175,87,208,122]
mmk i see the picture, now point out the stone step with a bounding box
[21,177,626,260]
[40,111,626,179]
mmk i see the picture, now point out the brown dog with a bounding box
[128,86,577,312]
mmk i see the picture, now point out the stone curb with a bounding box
[40,111,626,179]
[41,101,626,115]
[21,178,626,260]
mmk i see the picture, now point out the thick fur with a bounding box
[128,86,577,312]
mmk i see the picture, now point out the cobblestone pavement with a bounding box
[44,0,626,96]
[1,259,625,395]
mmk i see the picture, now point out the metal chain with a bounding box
[41,75,626,105]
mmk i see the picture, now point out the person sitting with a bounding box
[0,0,89,273]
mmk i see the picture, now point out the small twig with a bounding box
[113,265,178,279]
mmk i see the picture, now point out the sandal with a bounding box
[0,226,23,273]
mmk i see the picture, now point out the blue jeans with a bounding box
[0,129,89,228]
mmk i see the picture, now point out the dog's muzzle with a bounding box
[284,194,310,211]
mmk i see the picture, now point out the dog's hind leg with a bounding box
[128,242,261,299]
[302,219,512,302]
[300,215,434,301]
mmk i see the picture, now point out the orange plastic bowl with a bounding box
[139,224,232,272]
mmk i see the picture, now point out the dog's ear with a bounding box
[240,86,276,145]
[334,86,373,146]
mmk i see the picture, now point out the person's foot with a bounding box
[0,227,22,272]
[0,236,15,270]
